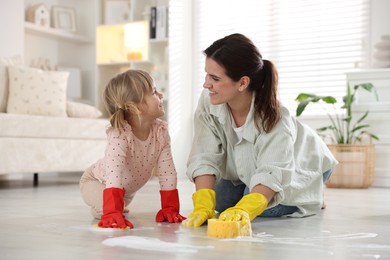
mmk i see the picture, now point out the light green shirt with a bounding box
[187,89,338,217]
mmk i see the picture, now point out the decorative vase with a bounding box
[372,34,390,68]
[326,144,375,188]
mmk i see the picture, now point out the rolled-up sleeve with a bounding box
[186,93,225,182]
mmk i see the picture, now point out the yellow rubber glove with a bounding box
[182,189,216,227]
[218,193,268,224]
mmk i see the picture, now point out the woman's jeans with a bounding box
[214,169,333,217]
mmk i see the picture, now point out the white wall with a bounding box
[0,1,24,57]
[370,0,390,68]
[168,0,193,178]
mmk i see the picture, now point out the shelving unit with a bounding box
[97,61,153,67]
[150,38,168,44]
[24,22,92,44]
[23,0,99,108]
[96,0,170,117]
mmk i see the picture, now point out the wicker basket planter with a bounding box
[326,144,375,188]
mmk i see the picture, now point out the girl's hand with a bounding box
[99,212,134,229]
[156,189,186,223]
[98,187,134,229]
[156,208,186,223]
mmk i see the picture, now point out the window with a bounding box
[192,0,370,115]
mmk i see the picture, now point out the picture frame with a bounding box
[51,6,77,33]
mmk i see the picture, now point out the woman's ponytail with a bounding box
[253,59,281,133]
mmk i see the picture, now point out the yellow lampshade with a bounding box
[124,22,148,61]
[96,21,149,64]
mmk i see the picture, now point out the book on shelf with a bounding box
[150,6,156,39]
[150,5,168,40]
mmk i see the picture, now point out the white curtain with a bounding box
[192,0,370,115]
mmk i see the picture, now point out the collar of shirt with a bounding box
[208,91,259,144]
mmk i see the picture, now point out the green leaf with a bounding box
[354,83,379,101]
[317,126,333,132]
[296,100,310,116]
[337,136,345,143]
[353,131,380,143]
[369,133,380,141]
[356,111,369,124]
[342,115,352,122]
[295,93,337,116]
[351,124,370,133]
[360,131,380,141]
[321,96,337,104]
[295,93,316,102]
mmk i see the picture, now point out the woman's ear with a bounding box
[238,76,250,92]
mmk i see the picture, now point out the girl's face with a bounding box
[139,87,165,120]
[203,57,241,105]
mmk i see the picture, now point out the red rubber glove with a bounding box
[98,187,134,229]
[156,189,186,223]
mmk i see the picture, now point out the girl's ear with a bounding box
[238,76,250,92]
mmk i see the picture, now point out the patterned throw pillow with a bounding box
[6,66,69,117]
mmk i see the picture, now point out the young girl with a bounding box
[183,33,338,227]
[80,69,186,228]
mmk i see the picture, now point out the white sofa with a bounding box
[0,56,109,182]
[0,113,108,174]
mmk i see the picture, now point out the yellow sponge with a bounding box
[207,218,252,238]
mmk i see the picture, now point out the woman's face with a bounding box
[203,57,241,105]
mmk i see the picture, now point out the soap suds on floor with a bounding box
[222,232,378,246]
[102,236,214,253]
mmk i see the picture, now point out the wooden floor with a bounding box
[1,172,390,260]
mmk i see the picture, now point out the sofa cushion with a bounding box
[6,66,69,117]
[0,113,109,139]
[0,55,24,112]
[67,101,103,118]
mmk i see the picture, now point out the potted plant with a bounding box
[295,83,379,188]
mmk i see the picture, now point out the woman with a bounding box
[183,33,337,227]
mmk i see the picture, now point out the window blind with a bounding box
[192,0,370,115]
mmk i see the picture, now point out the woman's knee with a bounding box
[323,168,333,183]
[214,179,246,212]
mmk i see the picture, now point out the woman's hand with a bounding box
[182,188,216,227]
[218,193,268,222]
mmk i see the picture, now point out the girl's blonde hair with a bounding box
[103,69,154,133]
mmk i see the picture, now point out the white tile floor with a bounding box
[1,172,390,260]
